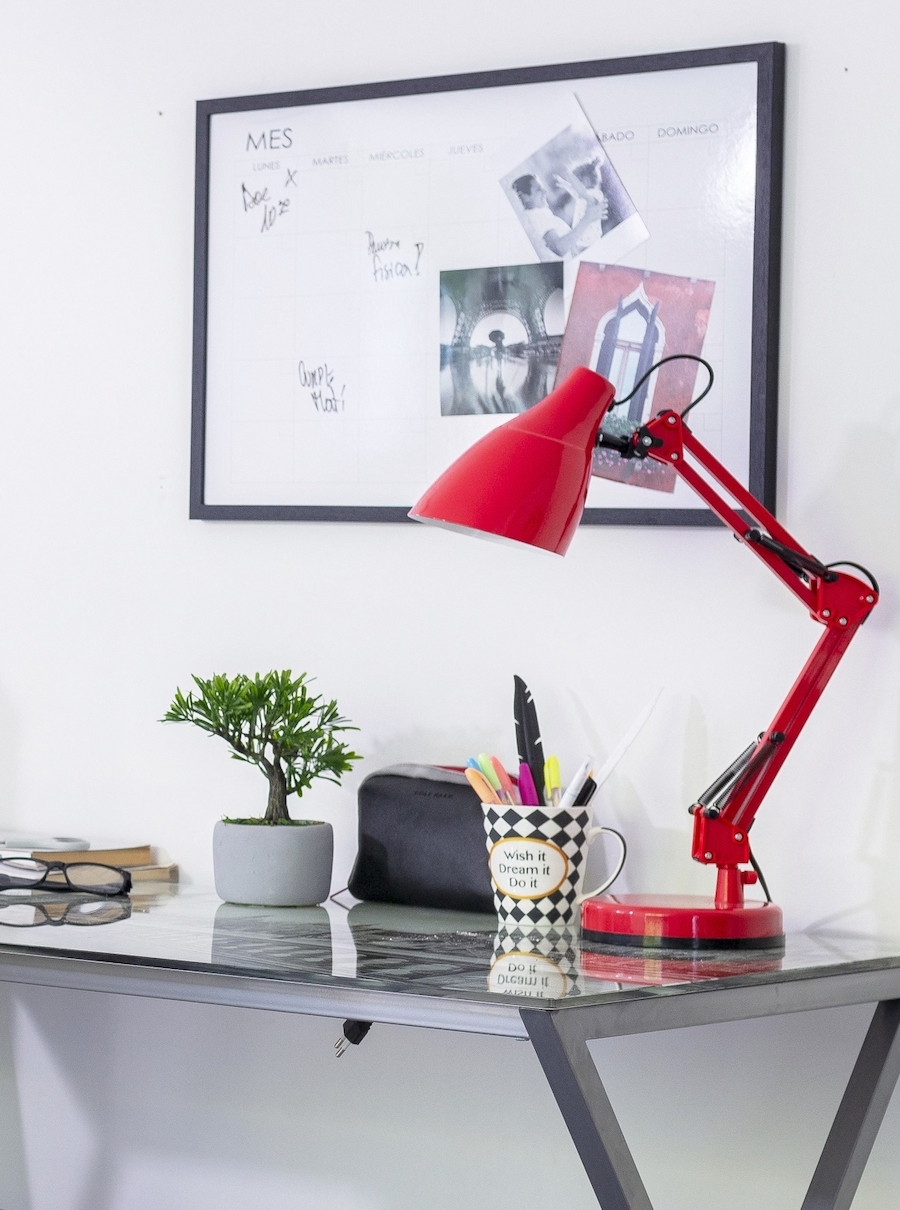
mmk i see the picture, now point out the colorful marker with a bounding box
[490,756,518,805]
[478,753,502,794]
[466,767,500,804]
[518,762,540,806]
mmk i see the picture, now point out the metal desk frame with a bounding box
[0,945,897,1209]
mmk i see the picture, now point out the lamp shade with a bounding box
[409,368,616,555]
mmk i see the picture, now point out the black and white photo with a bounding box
[500,105,648,265]
[440,264,564,416]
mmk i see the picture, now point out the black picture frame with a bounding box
[191,41,784,525]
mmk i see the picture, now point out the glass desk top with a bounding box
[0,886,897,1026]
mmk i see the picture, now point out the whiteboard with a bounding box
[191,44,783,524]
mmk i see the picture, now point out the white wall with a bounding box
[0,1,899,1207]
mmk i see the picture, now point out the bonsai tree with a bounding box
[162,671,361,823]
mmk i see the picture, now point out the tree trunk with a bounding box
[264,764,290,822]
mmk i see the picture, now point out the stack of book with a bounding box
[26,844,179,883]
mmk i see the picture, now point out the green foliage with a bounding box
[162,671,361,822]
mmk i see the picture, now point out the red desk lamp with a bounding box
[410,363,878,950]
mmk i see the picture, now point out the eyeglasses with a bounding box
[0,858,132,897]
[0,895,132,927]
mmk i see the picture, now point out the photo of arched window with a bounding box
[555,263,715,494]
[590,286,666,424]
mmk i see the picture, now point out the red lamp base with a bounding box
[581,893,785,951]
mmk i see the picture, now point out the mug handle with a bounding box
[576,826,627,903]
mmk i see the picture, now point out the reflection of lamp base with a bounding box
[581,894,785,950]
[579,947,784,986]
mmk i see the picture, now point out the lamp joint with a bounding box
[635,425,663,456]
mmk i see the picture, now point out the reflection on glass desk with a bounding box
[0,885,896,1011]
[0,890,132,928]
[2,886,900,1210]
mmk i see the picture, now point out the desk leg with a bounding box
[522,1008,654,1210]
[802,998,900,1210]
[0,988,30,1210]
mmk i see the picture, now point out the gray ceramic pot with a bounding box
[213,820,333,906]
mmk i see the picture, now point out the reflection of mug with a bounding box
[481,803,625,926]
[489,923,580,998]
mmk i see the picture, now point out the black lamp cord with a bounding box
[598,354,879,593]
[608,353,714,418]
[748,845,773,904]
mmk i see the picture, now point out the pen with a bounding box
[490,756,518,805]
[573,775,597,808]
[518,762,540,806]
[466,767,500,804]
[558,756,595,812]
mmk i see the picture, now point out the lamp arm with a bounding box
[609,410,878,901]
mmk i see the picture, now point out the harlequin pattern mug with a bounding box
[481,801,625,927]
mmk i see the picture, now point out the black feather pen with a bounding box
[513,675,545,806]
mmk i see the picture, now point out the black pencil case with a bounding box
[347,764,494,913]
